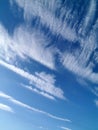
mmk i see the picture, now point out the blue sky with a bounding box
[0,0,98,130]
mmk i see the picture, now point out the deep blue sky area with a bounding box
[0,0,98,130]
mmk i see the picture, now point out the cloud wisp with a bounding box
[0,91,71,122]
[90,86,98,97]
[0,0,98,89]
[0,23,56,70]
[60,126,72,130]
[11,0,77,42]
[94,100,98,107]
[21,84,55,100]
[10,0,98,85]
[60,32,98,84]
[0,103,14,113]
[83,0,96,32]
[0,59,65,100]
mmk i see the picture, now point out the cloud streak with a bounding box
[0,59,65,100]
[0,23,56,69]
[21,84,55,100]
[94,100,98,107]
[60,33,98,84]
[11,0,77,42]
[83,0,96,32]
[0,103,14,113]
[10,0,98,85]
[1,0,98,86]
[60,126,72,130]
[0,91,71,122]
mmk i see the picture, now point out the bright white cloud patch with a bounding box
[0,103,14,113]
[0,91,71,122]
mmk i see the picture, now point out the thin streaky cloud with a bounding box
[0,23,56,70]
[60,51,98,84]
[11,0,77,42]
[35,72,55,84]
[94,100,98,107]
[83,0,96,31]
[89,86,98,97]
[21,84,56,100]
[0,6,98,86]
[8,0,98,86]
[60,126,72,130]
[0,103,14,113]
[0,91,71,122]
[0,59,65,100]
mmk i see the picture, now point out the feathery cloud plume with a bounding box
[0,23,56,69]
[0,60,65,100]
[10,0,77,42]
[0,91,71,122]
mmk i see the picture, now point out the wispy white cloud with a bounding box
[0,23,56,69]
[82,0,96,32]
[0,60,65,100]
[0,91,71,122]
[10,0,97,43]
[94,100,98,107]
[11,0,77,42]
[60,126,72,130]
[0,24,15,63]
[76,78,89,87]
[60,33,98,84]
[35,72,55,84]
[91,86,98,97]
[1,0,98,85]
[0,22,65,100]
[0,103,14,113]
[21,84,55,100]
[57,0,98,84]
[13,26,56,69]
[38,126,48,130]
